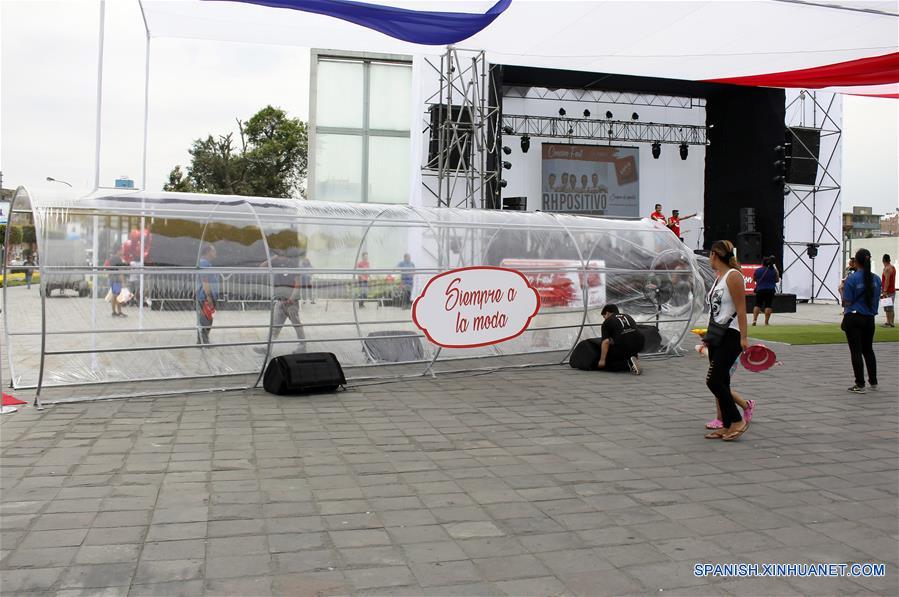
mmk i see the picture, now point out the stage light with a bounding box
[499,179,508,188]
[520,135,530,153]
[783,186,791,196]
[679,143,688,160]
[502,146,512,155]
[583,109,591,118]
[568,127,574,135]
[502,161,512,170]
[605,111,613,119]
[773,175,785,184]
[631,112,639,120]
[651,142,661,159]
[559,107,566,116]
[502,125,513,135]
[774,160,785,171]
[607,126,613,137]
[806,243,819,259]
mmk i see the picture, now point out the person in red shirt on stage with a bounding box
[667,209,697,241]
[650,203,666,224]
[882,254,895,327]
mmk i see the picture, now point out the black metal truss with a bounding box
[501,114,708,145]
[503,86,706,109]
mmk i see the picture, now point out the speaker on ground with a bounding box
[737,232,762,263]
[263,353,346,395]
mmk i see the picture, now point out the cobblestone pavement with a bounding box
[1,342,897,596]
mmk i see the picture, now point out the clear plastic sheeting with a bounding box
[3,188,707,401]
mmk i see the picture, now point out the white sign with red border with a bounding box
[412,267,541,349]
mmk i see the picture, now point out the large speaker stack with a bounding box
[737,207,762,263]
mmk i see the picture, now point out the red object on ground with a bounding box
[705,51,899,90]
[2,393,26,406]
[740,344,779,373]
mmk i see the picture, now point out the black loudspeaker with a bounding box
[427,105,472,170]
[739,208,757,233]
[569,338,602,371]
[636,325,663,354]
[363,331,424,363]
[503,196,527,211]
[737,232,762,263]
[263,352,346,395]
[785,127,820,185]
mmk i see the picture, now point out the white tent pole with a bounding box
[138,0,151,190]
[138,0,151,330]
[93,0,107,190]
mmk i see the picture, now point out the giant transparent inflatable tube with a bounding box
[3,188,708,403]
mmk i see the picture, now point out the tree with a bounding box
[164,106,308,198]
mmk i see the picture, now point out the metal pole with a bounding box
[139,2,151,190]
[93,0,107,190]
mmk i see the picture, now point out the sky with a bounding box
[1,0,897,215]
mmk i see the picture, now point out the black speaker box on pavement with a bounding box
[570,338,602,371]
[364,331,424,363]
[636,325,663,353]
[263,352,346,395]
[737,232,762,263]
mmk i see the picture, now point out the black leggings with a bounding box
[842,313,877,387]
[706,328,743,427]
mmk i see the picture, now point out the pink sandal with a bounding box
[705,418,724,430]
[744,399,756,423]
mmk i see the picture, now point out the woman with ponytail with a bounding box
[703,240,753,441]
[841,248,881,393]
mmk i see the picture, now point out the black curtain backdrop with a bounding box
[704,87,786,266]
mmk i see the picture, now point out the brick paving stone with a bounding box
[57,562,137,589]
[410,560,483,587]
[2,339,897,595]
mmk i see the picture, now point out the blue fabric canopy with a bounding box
[203,0,511,45]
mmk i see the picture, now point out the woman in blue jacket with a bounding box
[842,248,881,394]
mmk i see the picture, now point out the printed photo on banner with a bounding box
[541,144,639,217]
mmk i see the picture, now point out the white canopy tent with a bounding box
[140,0,898,92]
[121,1,899,302]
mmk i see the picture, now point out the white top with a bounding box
[708,268,742,331]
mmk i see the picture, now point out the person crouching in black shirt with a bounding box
[597,304,645,375]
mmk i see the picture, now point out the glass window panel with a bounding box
[369,63,412,131]
[368,136,410,204]
[316,134,363,202]
[316,60,363,128]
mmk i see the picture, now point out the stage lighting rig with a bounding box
[651,142,661,159]
[499,179,508,188]
[679,143,688,160]
[605,111,613,119]
[559,107,566,116]
[631,112,639,120]
[502,161,512,170]
[520,135,531,153]
[583,109,591,118]
[502,125,513,135]
[502,146,512,155]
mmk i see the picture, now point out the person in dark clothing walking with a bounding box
[752,256,780,326]
[842,248,881,394]
[596,304,645,375]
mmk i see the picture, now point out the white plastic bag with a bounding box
[117,288,133,304]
